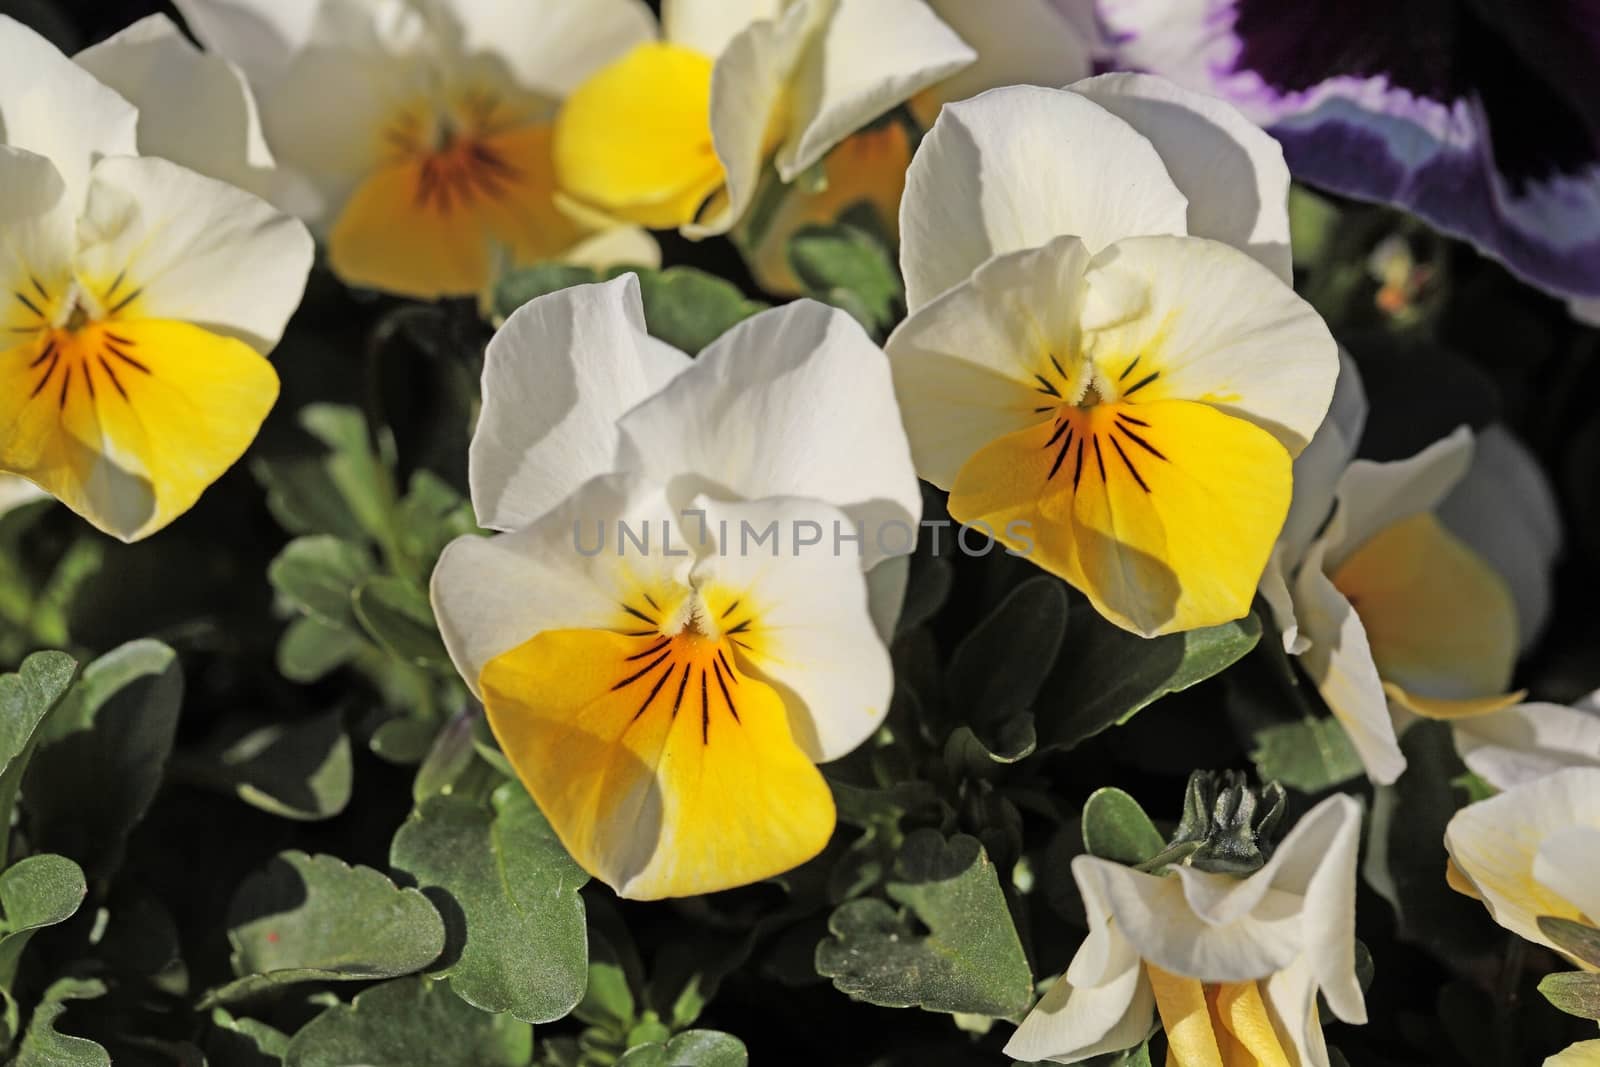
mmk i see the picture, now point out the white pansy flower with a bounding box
[1006,795,1366,1066]
[0,17,312,542]
[176,0,661,299]
[430,274,920,897]
[1446,767,1600,959]
[1453,690,1600,792]
[0,477,47,518]
[552,0,974,237]
[888,76,1334,637]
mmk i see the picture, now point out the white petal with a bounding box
[886,235,1094,487]
[1259,956,1331,1067]
[864,555,909,644]
[75,16,317,217]
[692,495,893,762]
[1458,702,1600,791]
[469,275,691,532]
[1437,425,1561,651]
[1572,299,1600,328]
[559,225,662,273]
[1257,546,1306,655]
[1072,855,1303,982]
[1005,955,1152,1064]
[441,0,657,98]
[1321,426,1474,572]
[75,156,314,353]
[900,84,1188,309]
[1534,826,1600,928]
[171,0,320,83]
[1083,235,1338,454]
[921,0,1092,114]
[775,0,975,180]
[616,299,922,569]
[1291,546,1407,785]
[1278,349,1366,568]
[1445,766,1600,952]
[0,15,138,211]
[1547,1040,1600,1067]
[661,0,777,56]
[0,147,76,333]
[1068,73,1293,283]
[431,474,690,693]
[0,476,47,516]
[685,0,814,238]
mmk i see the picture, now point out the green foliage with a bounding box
[284,977,533,1067]
[1539,917,1600,969]
[1250,715,1364,792]
[1081,788,1164,867]
[1537,972,1600,1021]
[195,710,355,821]
[12,978,110,1067]
[0,854,86,989]
[787,219,904,337]
[613,1030,749,1067]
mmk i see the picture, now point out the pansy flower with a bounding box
[0,17,312,542]
[431,275,920,897]
[887,76,1337,636]
[1098,0,1600,304]
[1006,793,1367,1066]
[552,0,974,237]
[175,0,661,299]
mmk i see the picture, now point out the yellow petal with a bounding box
[330,122,588,299]
[1146,964,1225,1067]
[1445,857,1482,900]
[480,627,835,900]
[1213,982,1293,1067]
[0,319,277,541]
[948,399,1290,636]
[1383,682,1526,722]
[746,122,910,294]
[1331,513,1517,701]
[553,42,726,229]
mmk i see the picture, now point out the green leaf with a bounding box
[615,1030,749,1067]
[0,651,77,867]
[494,263,600,320]
[268,536,378,633]
[390,784,589,1023]
[300,404,394,545]
[277,617,365,683]
[370,716,439,765]
[24,640,183,882]
[787,222,903,335]
[206,1007,290,1066]
[395,471,478,567]
[607,266,767,355]
[1039,611,1261,752]
[13,977,110,1067]
[1538,971,1600,1021]
[1539,917,1600,969]
[210,711,354,821]
[1081,788,1164,866]
[0,854,86,988]
[352,576,450,667]
[206,851,446,1006]
[1251,716,1364,792]
[816,831,1032,1017]
[285,977,533,1067]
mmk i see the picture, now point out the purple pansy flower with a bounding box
[1096,0,1600,301]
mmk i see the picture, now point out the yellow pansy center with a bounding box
[1147,963,1295,1067]
[12,275,147,410]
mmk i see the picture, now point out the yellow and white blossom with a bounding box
[888,77,1335,636]
[1006,795,1367,1066]
[0,17,312,542]
[1446,766,1600,959]
[1451,689,1600,792]
[552,0,974,238]
[176,0,661,299]
[0,477,47,518]
[431,275,921,897]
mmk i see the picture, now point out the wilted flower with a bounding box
[0,17,312,542]
[552,0,974,237]
[887,76,1336,636]
[1006,792,1366,1065]
[1096,0,1600,305]
[177,0,661,299]
[430,275,920,897]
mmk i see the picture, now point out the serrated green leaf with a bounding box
[1539,971,1600,1020]
[206,851,446,1006]
[395,470,478,566]
[494,263,601,320]
[816,831,1031,1017]
[390,784,589,1023]
[787,222,903,335]
[269,537,378,633]
[1539,917,1600,969]
[0,853,86,988]
[615,1030,749,1067]
[0,651,77,867]
[212,711,354,821]
[300,404,394,545]
[1081,788,1164,866]
[13,977,110,1067]
[1039,611,1261,752]
[1251,716,1364,792]
[352,576,450,667]
[277,617,365,683]
[24,640,183,882]
[606,266,766,355]
[285,977,533,1067]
